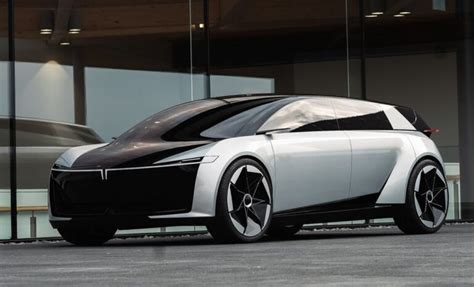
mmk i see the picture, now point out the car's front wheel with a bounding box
[394,159,448,234]
[58,225,117,246]
[207,158,273,243]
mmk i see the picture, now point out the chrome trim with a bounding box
[51,168,105,180]
[51,160,210,181]
[180,157,203,163]
[152,155,218,165]
[104,161,202,179]
[107,162,200,172]
[148,211,212,219]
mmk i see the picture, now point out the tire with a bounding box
[207,158,273,243]
[266,224,302,239]
[394,159,449,234]
[58,225,117,246]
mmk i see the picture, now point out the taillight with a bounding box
[423,128,440,137]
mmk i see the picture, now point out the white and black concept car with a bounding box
[49,95,448,245]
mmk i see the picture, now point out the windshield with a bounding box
[115,97,291,143]
[116,99,224,143]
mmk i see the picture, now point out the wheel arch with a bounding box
[376,151,445,205]
[398,153,447,205]
[226,155,274,187]
[189,136,275,218]
[412,154,445,174]
[393,152,449,233]
[207,153,274,242]
[212,153,274,215]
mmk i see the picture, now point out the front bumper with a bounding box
[49,164,199,219]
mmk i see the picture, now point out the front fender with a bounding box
[191,135,274,217]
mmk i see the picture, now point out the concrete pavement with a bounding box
[0,224,473,286]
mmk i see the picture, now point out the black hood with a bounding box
[71,140,211,169]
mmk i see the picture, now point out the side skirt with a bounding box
[272,206,397,226]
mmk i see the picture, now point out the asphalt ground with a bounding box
[0,224,473,286]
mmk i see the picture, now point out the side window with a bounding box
[331,98,392,130]
[258,98,339,133]
[199,99,292,139]
[164,98,288,140]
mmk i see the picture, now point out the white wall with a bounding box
[85,68,205,141]
[294,59,349,97]
[366,52,458,161]
[15,61,74,123]
[210,75,274,97]
[1,61,75,122]
[0,61,8,116]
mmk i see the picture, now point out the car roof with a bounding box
[214,94,335,104]
[213,93,398,108]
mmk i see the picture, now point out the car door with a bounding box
[331,98,402,200]
[257,98,351,213]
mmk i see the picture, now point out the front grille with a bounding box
[50,165,198,217]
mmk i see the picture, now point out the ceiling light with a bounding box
[198,23,205,29]
[39,11,54,35]
[367,0,385,17]
[399,11,411,15]
[40,29,52,35]
[59,42,71,46]
[365,14,378,18]
[68,28,81,34]
[394,14,405,17]
[68,11,81,34]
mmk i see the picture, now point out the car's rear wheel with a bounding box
[266,223,302,239]
[207,158,272,243]
[394,159,448,234]
[58,225,117,246]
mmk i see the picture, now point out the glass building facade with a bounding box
[0,0,472,240]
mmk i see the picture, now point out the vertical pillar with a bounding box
[457,0,474,219]
[8,0,17,240]
[73,48,86,125]
[203,0,211,98]
[359,0,367,100]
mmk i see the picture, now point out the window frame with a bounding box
[330,98,393,131]
[256,97,340,134]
